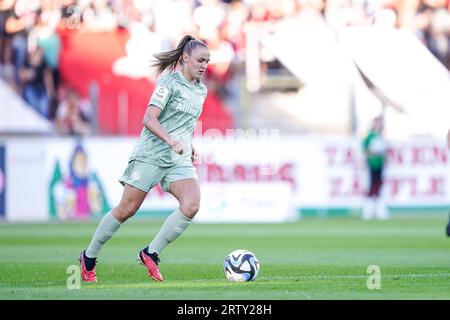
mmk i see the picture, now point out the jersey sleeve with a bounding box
[362,132,372,152]
[148,80,172,110]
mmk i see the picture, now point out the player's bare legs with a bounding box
[168,178,201,220]
[110,184,147,223]
[139,178,200,281]
[80,184,147,282]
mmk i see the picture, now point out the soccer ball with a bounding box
[224,249,260,282]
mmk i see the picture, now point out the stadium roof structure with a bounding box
[264,20,450,139]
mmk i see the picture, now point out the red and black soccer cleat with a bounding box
[137,249,163,282]
[79,250,97,283]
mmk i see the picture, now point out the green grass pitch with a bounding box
[0,215,449,300]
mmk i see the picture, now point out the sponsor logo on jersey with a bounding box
[175,103,199,116]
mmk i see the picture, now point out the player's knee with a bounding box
[114,202,138,222]
[180,199,200,219]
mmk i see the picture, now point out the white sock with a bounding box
[85,211,122,258]
[148,208,192,255]
[375,198,389,220]
[362,198,376,220]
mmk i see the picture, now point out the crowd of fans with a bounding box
[0,0,449,136]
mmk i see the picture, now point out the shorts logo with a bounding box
[131,171,140,181]
[152,86,169,103]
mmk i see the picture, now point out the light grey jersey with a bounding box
[129,71,207,167]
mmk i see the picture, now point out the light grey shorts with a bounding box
[118,160,198,192]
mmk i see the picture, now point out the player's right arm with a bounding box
[143,105,184,154]
[144,81,184,154]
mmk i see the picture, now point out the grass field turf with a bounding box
[0,215,448,300]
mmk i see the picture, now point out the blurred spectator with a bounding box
[395,0,450,69]
[427,6,450,68]
[5,0,39,88]
[82,0,117,32]
[193,0,226,40]
[222,0,248,61]
[204,29,235,98]
[0,0,449,133]
[0,0,15,83]
[362,116,389,220]
[60,0,79,28]
[19,46,53,117]
[55,88,92,136]
[28,1,61,118]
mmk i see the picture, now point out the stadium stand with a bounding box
[0,0,449,137]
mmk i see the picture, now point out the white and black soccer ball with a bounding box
[224,249,260,282]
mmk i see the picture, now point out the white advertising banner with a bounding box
[6,138,48,221]
[4,136,450,221]
[196,182,295,223]
[383,140,449,206]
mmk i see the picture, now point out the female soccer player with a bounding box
[79,35,210,282]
